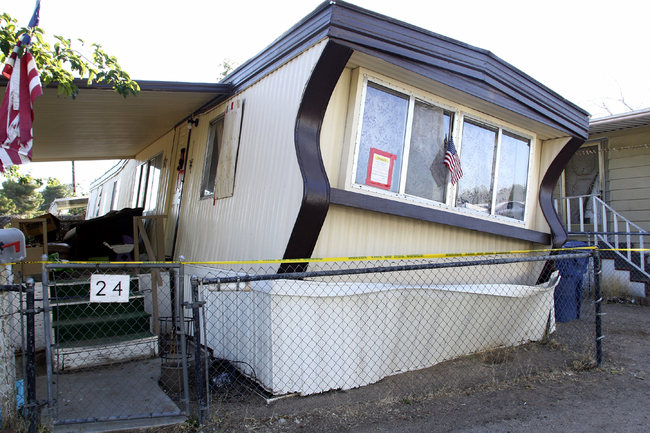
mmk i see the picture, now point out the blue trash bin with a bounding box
[554,241,589,322]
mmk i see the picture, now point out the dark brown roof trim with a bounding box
[278,41,354,273]
[222,1,588,140]
[17,78,233,95]
[539,136,585,248]
[325,4,588,139]
[330,188,551,245]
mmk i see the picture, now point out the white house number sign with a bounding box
[90,274,130,303]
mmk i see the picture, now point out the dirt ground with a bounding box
[158,302,649,433]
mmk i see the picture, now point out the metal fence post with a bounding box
[593,249,604,367]
[24,278,36,433]
[190,275,206,423]
[0,274,18,430]
[177,259,191,416]
[40,257,54,419]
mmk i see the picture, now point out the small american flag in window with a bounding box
[444,136,463,185]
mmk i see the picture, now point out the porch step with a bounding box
[55,334,158,371]
[54,310,152,344]
[52,295,146,321]
[49,275,159,369]
[598,242,649,297]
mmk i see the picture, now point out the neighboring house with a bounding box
[556,108,650,297]
[559,108,650,232]
[85,0,589,266]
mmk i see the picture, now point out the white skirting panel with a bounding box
[203,274,559,396]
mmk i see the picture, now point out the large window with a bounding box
[350,75,533,223]
[354,82,452,203]
[456,120,530,221]
[200,117,224,198]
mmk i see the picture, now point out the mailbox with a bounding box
[0,228,27,264]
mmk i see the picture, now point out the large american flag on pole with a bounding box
[0,0,42,172]
[443,136,463,185]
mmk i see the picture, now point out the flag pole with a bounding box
[72,161,76,195]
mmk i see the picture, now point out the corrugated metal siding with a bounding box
[115,160,137,209]
[603,127,650,231]
[149,131,176,217]
[173,41,328,262]
[312,205,533,258]
[88,130,175,219]
[87,160,134,218]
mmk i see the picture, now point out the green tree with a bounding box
[0,194,16,215]
[218,58,239,79]
[0,173,43,217]
[0,12,139,99]
[39,177,72,212]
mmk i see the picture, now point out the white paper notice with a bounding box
[370,154,391,185]
[90,274,130,303]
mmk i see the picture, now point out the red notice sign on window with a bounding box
[366,148,397,190]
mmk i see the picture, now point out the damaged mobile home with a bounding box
[81,1,589,394]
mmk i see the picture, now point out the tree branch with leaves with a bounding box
[0,12,139,99]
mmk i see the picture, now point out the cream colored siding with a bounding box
[321,67,352,188]
[535,137,571,234]
[173,41,328,262]
[312,204,533,258]
[114,160,138,210]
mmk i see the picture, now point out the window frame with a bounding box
[455,114,534,223]
[200,115,225,199]
[346,71,536,225]
[132,152,163,213]
[350,75,457,209]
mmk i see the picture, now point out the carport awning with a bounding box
[1,79,231,162]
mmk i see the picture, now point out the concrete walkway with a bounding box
[36,358,187,432]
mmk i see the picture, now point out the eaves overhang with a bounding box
[589,107,650,136]
[0,79,232,162]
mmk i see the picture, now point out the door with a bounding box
[564,143,601,229]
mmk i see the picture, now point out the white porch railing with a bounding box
[554,194,649,279]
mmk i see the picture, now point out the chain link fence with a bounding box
[0,265,29,431]
[4,246,633,430]
[187,249,602,423]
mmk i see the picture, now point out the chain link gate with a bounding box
[42,262,190,426]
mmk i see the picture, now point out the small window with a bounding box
[110,180,120,211]
[200,117,224,198]
[456,120,498,214]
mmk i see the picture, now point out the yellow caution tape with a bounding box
[19,245,650,266]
